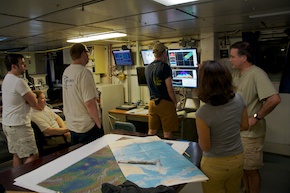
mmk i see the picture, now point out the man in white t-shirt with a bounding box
[2,53,39,167]
[62,43,104,145]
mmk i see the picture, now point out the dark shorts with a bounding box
[70,124,104,145]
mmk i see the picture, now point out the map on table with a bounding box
[36,136,207,192]
[109,136,208,188]
[38,146,125,193]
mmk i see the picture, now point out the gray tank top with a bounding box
[196,94,245,157]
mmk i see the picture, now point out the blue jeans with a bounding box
[70,124,104,145]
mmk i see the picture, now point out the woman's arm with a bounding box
[241,107,249,131]
[196,117,211,151]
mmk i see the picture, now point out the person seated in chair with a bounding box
[31,90,70,141]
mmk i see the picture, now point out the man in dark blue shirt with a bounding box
[145,43,178,139]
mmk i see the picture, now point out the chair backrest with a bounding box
[31,121,69,156]
[114,121,136,132]
[31,121,46,152]
[31,121,46,145]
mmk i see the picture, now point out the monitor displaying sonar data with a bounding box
[168,49,198,68]
[172,69,197,88]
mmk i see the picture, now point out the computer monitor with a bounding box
[136,67,147,86]
[112,49,134,66]
[172,68,198,88]
[168,48,198,68]
[140,50,154,66]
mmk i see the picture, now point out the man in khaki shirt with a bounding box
[230,41,281,193]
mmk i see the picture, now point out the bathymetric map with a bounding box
[38,146,125,193]
[109,136,208,188]
[14,135,207,192]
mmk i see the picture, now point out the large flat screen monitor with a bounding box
[140,50,154,66]
[168,48,198,68]
[172,68,197,88]
[112,49,134,66]
[136,67,147,86]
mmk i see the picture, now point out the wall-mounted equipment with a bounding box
[140,50,154,66]
[112,49,134,66]
[168,48,199,68]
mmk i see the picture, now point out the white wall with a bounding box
[108,37,200,104]
[264,83,290,155]
[265,93,290,144]
[105,35,244,105]
[97,84,124,133]
[200,32,218,62]
[61,35,290,156]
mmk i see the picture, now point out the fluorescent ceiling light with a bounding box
[153,0,198,6]
[67,32,127,43]
[249,10,290,19]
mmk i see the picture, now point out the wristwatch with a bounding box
[254,113,261,120]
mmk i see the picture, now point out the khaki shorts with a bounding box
[201,153,244,193]
[241,136,264,170]
[148,99,178,132]
[3,125,38,158]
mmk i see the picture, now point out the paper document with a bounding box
[163,139,189,154]
[126,108,148,115]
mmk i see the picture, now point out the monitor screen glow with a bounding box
[140,50,154,66]
[168,49,198,68]
[172,68,197,88]
[112,49,134,66]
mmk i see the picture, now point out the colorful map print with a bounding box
[38,146,125,193]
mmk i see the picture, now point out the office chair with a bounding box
[31,122,70,156]
[108,114,136,132]
[114,121,137,132]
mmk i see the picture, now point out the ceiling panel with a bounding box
[0,0,289,52]
[37,8,110,26]
[0,15,27,28]
[82,0,166,17]
[0,20,73,39]
[138,9,198,25]
[88,17,141,32]
[53,26,111,39]
[0,0,101,18]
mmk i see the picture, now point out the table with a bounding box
[108,109,148,122]
[0,131,203,192]
[108,109,187,138]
